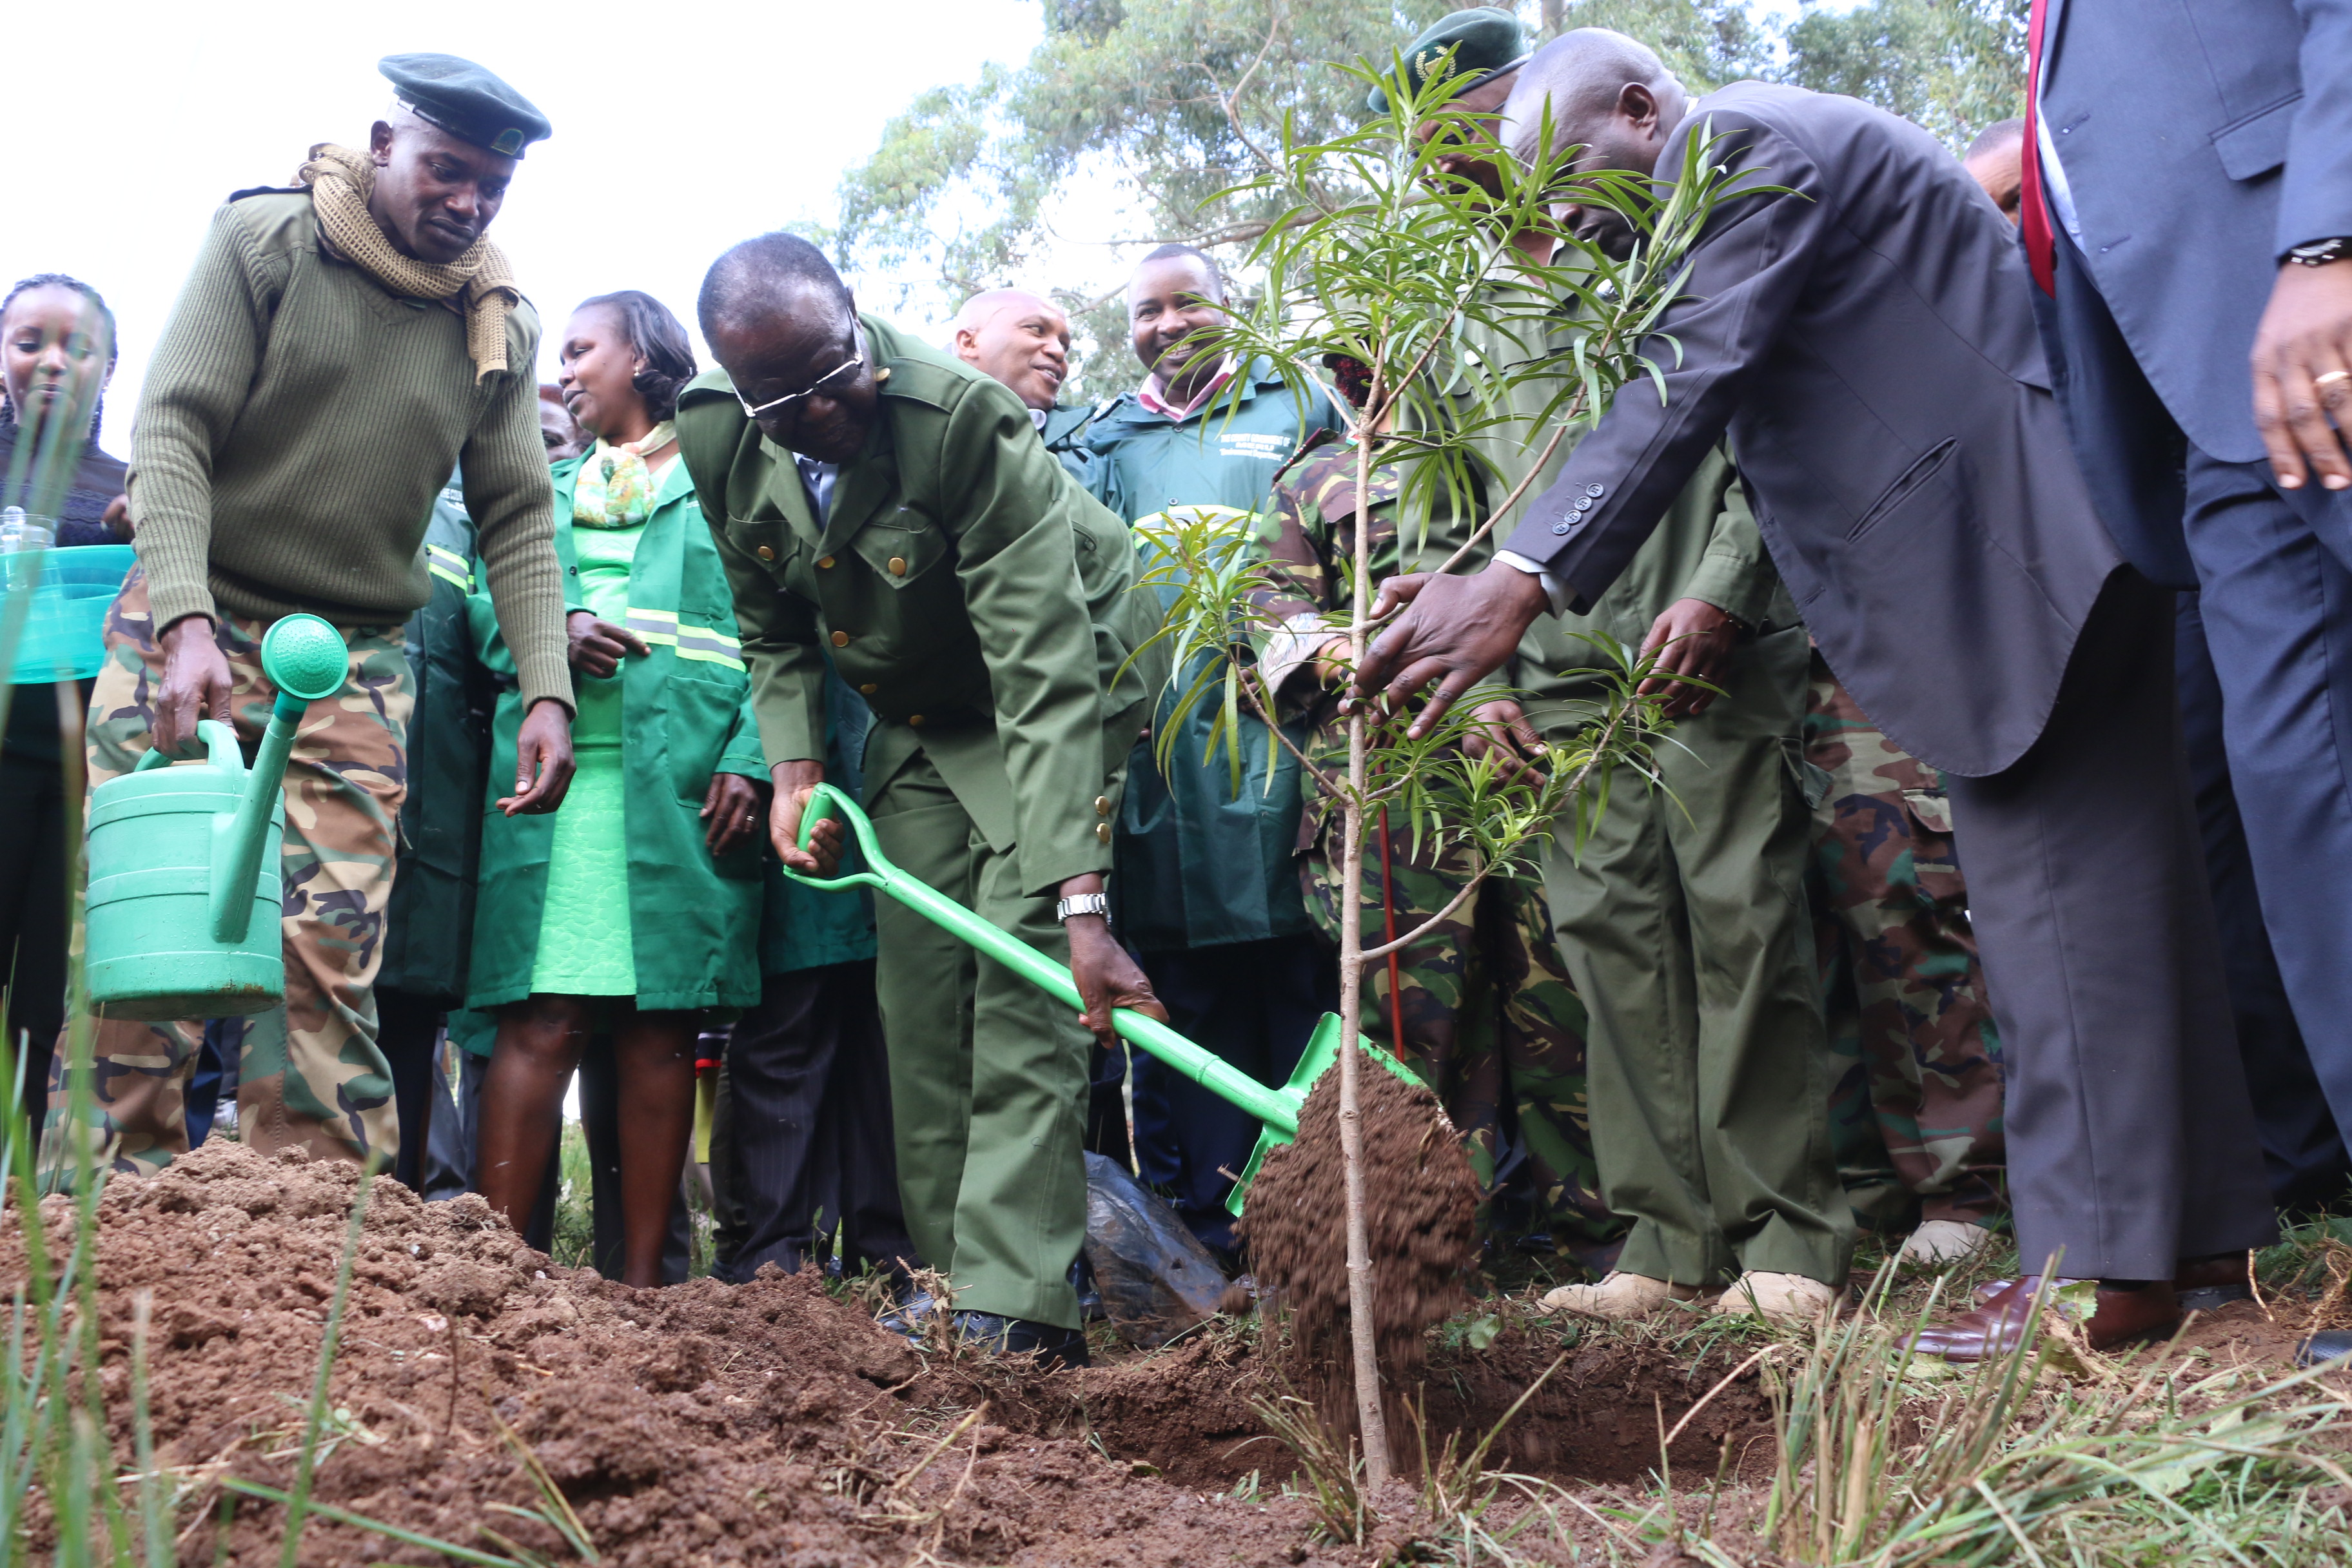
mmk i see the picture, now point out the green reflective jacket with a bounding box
[674,315,1159,899]
[1083,363,1344,950]
[464,456,767,1014]
[378,475,493,1006]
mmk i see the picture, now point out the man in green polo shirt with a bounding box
[46,54,574,1181]
[677,233,1160,1366]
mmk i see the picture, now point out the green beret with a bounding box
[1367,8,1529,114]
[378,54,551,159]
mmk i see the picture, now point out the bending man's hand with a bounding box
[770,759,841,877]
[153,615,234,757]
[498,698,575,815]
[701,772,770,856]
[1061,873,1165,1050]
[1636,598,1737,719]
[2253,260,2352,492]
[1351,564,1550,738]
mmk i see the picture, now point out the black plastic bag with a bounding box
[1081,1152,1230,1348]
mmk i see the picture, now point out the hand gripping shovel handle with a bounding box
[781,783,1303,1136]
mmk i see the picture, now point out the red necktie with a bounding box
[2020,0,2059,295]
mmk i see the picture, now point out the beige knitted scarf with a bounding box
[296,144,520,380]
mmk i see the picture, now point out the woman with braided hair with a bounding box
[468,290,769,1288]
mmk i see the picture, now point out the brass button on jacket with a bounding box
[1095,821,1112,844]
[908,714,925,727]
[859,682,877,695]
[830,630,850,647]
[888,556,908,576]
[816,554,835,569]
[756,544,776,562]
[1093,796,1111,816]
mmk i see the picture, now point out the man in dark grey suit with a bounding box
[1353,30,2275,1356]
[2028,0,2352,1218]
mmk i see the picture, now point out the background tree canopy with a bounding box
[825,0,2025,399]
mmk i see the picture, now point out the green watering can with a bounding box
[83,614,349,1021]
[783,783,1422,1214]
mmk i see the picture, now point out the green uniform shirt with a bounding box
[1453,296,1795,706]
[465,456,767,1014]
[676,315,1153,898]
[1084,362,1344,950]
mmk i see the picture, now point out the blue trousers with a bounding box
[2183,451,2352,1186]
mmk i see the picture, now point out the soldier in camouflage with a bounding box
[44,576,413,1175]
[1260,433,1625,1271]
[1804,651,2007,1261]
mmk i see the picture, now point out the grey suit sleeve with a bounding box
[1500,111,1827,613]
[2282,0,2352,253]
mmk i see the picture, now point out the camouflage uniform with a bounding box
[42,569,409,1178]
[1803,648,2006,1229]
[1264,437,1623,1268]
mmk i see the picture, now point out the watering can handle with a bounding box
[133,718,246,774]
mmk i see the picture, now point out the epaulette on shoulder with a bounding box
[876,355,963,413]
[226,184,307,202]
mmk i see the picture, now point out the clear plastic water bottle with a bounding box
[0,507,53,553]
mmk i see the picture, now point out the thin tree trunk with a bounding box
[1338,389,1391,1489]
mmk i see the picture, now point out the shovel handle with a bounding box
[784,782,1299,1134]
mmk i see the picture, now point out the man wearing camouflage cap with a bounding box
[45,54,575,1181]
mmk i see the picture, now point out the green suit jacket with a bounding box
[465,456,767,1013]
[676,315,1156,898]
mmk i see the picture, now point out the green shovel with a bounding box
[780,782,1422,1215]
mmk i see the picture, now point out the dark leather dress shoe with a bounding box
[950,1310,1092,1369]
[878,1290,941,1340]
[2171,1251,2252,1312]
[2296,1331,2352,1368]
[1903,1277,2181,1361]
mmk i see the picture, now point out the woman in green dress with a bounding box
[470,291,769,1287]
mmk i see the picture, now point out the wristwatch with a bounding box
[2286,237,2352,268]
[1055,892,1112,926]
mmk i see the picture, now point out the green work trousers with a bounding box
[867,750,1090,1331]
[1534,627,1853,1289]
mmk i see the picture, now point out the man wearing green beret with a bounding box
[676,233,1162,1367]
[44,54,575,1181]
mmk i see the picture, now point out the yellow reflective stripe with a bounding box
[622,609,744,669]
[623,607,679,646]
[426,545,473,593]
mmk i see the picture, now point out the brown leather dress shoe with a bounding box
[1902,1277,2182,1361]
[1971,1253,2254,1311]
[2171,1251,2253,1311]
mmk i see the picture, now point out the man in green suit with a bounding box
[676,233,1161,1367]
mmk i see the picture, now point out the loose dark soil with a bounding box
[1236,1059,1481,1439]
[4,1141,2338,1566]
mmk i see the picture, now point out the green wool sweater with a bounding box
[128,191,571,710]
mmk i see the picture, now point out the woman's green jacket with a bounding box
[466,455,767,1013]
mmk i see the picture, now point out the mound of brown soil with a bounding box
[1235,1059,1481,1438]
[0,1142,1351,1567]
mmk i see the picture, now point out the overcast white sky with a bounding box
[8,0,1050,453]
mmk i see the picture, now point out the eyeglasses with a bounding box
[736,352,866,420]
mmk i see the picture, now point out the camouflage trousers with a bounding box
[41,570,410,1179]
[1804,649,2006,1229]
[1301,803,1625,1271]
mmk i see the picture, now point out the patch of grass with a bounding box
[548,1116,594,1271]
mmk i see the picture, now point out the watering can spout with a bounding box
[203,615,350,944]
